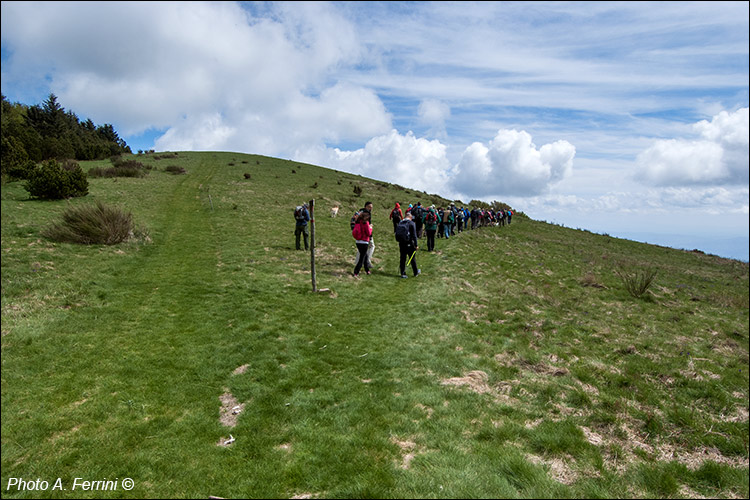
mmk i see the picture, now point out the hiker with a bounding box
[442,205,454,239]
[389,202,403,234]
[412,202,424,238]
[362,201,375,269]
[424,205,438,252]
[507,209,513,224]
[294,203,310,250]
[450,203,458,235]
[395,212,420,278]
[352,210,373,277]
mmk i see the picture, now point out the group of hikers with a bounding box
[388,202,513,251]
[293,200,513,279]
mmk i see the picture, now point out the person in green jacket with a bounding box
[423,205,439,252]
[442,206,454,239]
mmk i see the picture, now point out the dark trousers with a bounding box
[426,230,436,251]
[415,220,423,238]
[354,242,370,275]
[295,225,309,250]
[399,242,418,276]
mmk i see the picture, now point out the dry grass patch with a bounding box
[390,436,424,470]
[441,370,520,406]
[525,453,581,485]
[441,370,493,394]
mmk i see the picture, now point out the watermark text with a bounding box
[6,477,134,492]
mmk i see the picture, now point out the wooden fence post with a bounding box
[309,199,316,292]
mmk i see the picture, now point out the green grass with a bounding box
[2,151,748,498]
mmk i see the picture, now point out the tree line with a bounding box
[1,93,131,179]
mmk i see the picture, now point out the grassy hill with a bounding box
[1,151,748,499]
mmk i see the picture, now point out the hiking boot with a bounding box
[401,274,408,279]
[366,270,371,275]
[414,270,421,277]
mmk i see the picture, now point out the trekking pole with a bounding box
[406,248,417,267]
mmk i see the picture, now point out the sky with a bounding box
[2,1,748,261]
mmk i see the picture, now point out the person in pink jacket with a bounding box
[352,211,373,277]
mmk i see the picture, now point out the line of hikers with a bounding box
[293,200,513,279]
[387,202,513,252]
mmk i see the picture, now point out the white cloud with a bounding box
[635,107,749,186]
[154,112,235,152]
[1,1,391,157]
[452,129,575,197]
[417,99,451,138]
[308,130,451,195]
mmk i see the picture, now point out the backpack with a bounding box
[425,210,437,224]
[391,208,402,223]
[294,206,306,221]
[394,220,411,243]
[412,206,422,220]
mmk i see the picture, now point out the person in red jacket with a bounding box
[389,202,403,234]
[352,211,373,277]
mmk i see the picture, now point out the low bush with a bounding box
[88,156,148,178]
[24,159,89,199]
[615,265,657,298]
[42,201,133,245]
[88,166,145,178]
[165,165,187,175]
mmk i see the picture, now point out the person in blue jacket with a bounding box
[294,203,310,250]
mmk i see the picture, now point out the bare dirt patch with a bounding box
[232,364,249,375]
[219,389,245,427]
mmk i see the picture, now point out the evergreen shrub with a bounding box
[24,159,89,199]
